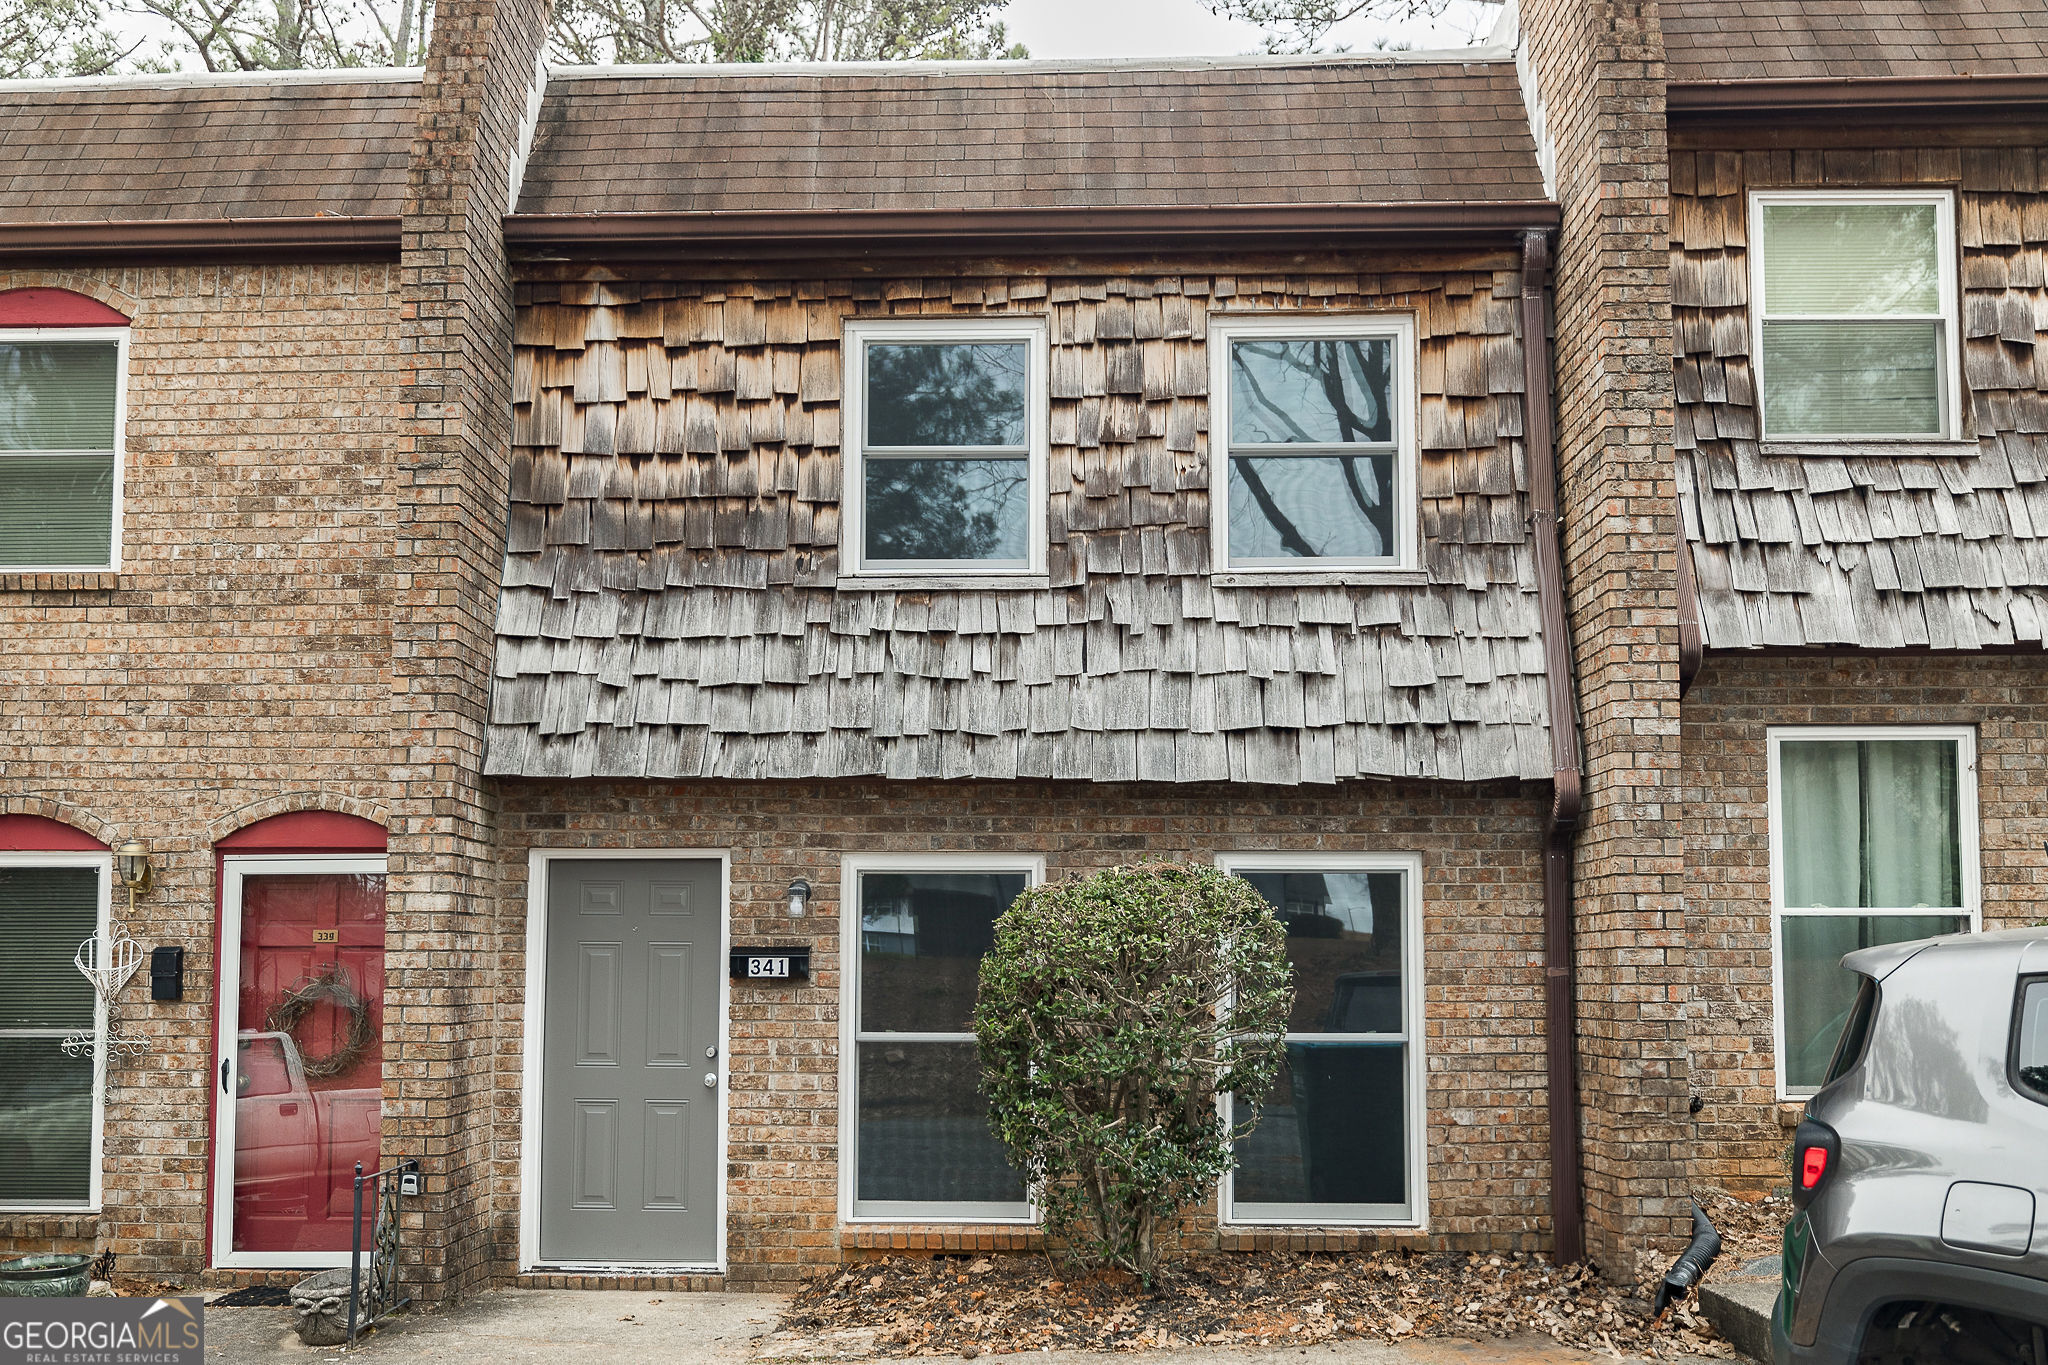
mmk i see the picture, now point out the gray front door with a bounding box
[540,858,721,1265]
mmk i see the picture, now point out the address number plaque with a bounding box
[729,945,811,981]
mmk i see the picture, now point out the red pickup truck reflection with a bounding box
[234,1032,380,1252]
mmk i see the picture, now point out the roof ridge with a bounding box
[0,66,422,94]
[545,48,1511,82]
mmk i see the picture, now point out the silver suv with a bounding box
[1775,926,2048,1364]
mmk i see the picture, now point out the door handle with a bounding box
[221,1058,231,1093]
[278,1102,299,1116]
[702,1072,718,1089]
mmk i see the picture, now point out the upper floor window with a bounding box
[841,319,1047,578]
[0,309,128,571]
[1208,315,1417,573]
[1750,191,1960,441]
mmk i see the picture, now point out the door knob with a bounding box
[702,1072,718,1089]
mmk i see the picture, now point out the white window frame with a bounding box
[0,850,111,1214]
[840,318,1049,582]
[838,851,1042,1225]
[1207,313,1419,577]
[1747,189,1962,443]
[1767,725,1981,1100]
[0,326,130,572]
[1215,851,1428,1229]
[213,854,388,1270]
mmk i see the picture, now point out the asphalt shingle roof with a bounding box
[514,59,1547,217]
[1663,0,2048,84]
[0,76,418,222]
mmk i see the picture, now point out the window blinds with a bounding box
[0,341,119,567]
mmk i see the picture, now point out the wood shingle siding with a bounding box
[485,266,1553,784]
[0,76,418,222]
[514,60,1547,216]
[1672,137,2048,651]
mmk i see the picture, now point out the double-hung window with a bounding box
[841,320,1047,578]
[1218,853,1425,1226]
[0,329,127,570]
[1769,727,1978,1098]
[1208,316,1416,574]
[841,854,1036,1222]
[0,853,109,1210]
[1749,191,1961,441]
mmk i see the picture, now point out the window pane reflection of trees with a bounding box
[1225,337,1400,564]
[863,457,1029,564]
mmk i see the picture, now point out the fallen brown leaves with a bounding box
[774,1247,1736,1360]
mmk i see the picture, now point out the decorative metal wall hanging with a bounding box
[60,930,154,1057]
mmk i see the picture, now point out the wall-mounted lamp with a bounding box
[115,840,153,896]
[787,878,812,919]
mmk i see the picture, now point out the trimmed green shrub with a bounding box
[973,862,1293,1279]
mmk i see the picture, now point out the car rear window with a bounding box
[1823,974,1880,1088]
[2017,977,2048,1105]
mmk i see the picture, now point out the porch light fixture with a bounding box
[114,839,152,896]
[787,878,812,918]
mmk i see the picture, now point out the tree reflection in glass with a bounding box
[861,341,1032,567]
[1225,337,1398,564]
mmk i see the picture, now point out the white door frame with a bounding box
[212,854,388,1271]
[518,848,732,1275]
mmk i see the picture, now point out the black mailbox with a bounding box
[729,946,810,981]
[150,945,185,1001]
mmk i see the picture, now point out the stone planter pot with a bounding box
[0,1254,92,1298]
[288,1268,368,1347]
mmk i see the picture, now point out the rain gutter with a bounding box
[0,216,401,261]
[1520,229,1586,1266]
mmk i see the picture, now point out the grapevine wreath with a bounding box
[264,963,375,1079]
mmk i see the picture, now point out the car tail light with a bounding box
[1791,1117,1840,1210]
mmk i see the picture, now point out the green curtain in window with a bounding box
[0,342,119,567]
[1781,739,1961,910]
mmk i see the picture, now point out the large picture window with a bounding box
[1770,727,1978,1098]
[0,854,108,1211]
[1218,854,1424,1226]
[841,855,1036,1222]
[0,329,126,570]
[841,320,1047,578]
[1208,316,1416,573]
[1749,191,1960,441]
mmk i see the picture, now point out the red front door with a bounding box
[222,866,385,1259]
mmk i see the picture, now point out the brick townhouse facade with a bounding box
[1,0,2044,1299]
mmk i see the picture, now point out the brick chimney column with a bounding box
[388,0,550,1298]
[1514,0,1690,1273]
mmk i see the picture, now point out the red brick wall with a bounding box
[1682,651,2048,1188]
[0,264,402,1271]
[1516,0,1690,1270]
[489,777,1556,1287]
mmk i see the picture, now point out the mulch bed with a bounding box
[773,1193,1790,1361]
[778,1250,1732,1360]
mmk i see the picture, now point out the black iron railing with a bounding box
[347,1158,418,1347]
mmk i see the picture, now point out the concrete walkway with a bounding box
[203,1290,1734,1365]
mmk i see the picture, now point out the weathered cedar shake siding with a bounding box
[0,261,403,1271]
[480,251,1565,1279]
[486,261,1553,783]
[1672,114,2048,1187]
[1673,126,2048,650]
[490,777,1555,1286]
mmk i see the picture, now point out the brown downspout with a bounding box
[1520,231,1586,1266]
[1676,531,1704,695]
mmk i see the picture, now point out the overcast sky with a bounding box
[993,0,1503,59]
